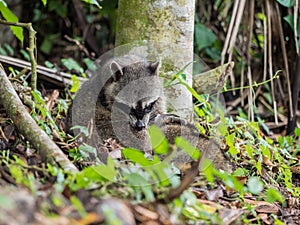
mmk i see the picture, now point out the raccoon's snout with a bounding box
[135,120,146,130]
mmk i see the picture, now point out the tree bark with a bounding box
[115,0,195,120]
[0,66,78,174]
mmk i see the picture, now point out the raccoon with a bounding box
[68,55,232,171]
[68,55,165,158]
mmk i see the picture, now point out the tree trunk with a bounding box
[115,0,195,120]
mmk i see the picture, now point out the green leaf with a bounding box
[232,167,248,176]
[0,2,24,43]
[40,35,57,54]
[265,187,285,203]
[214,169,244,194]
[49,1,66,17]
[82,0,101,8]
[226,133,238,155]
[294,127,300,137]
[247,177,264,195]
[83,157,117,181]
[125,173,154,201]
[70,75,81,93]
[40,0,47,6]
[283,14,300,50]
[122,148,158,166]
[245,145,254,159]
[175,137,200,160]
[70,196,87,218]
[261,145,271,159]
[9,165,24,184]
[70,125,89,137]
[148,125,169,154]
[194,23,217,51]
[277,0,295,7]
[0,0,7,7]
[256,160,262,174]
[20,49,30,61]
[78,145,98,159]
[61,58,84,74]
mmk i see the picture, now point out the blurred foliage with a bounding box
[0,0,118,66]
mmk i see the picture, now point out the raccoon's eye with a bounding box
[144,101,156,113]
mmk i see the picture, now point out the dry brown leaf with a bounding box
[258,213,272,225]
[218,208,244,225]
[244,198,280,214]
[290,165,300,174]
[206,187,224,201]
[77,213,103,225]
[134,205,159,221]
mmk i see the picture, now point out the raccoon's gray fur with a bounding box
[68,55,232,171]
[68,55,165,158]
[154,114,233,172]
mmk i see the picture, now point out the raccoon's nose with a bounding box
[135,120,146,130]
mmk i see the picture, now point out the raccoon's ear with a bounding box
[110,61,123,80]
[149,59,161,76]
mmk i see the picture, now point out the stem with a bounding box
[0,19,38,90]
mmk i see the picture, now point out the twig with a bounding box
[0,19,38,90]
[265,0,278,125]
[0,67,78,174]
[275,2,293,120]
[294,0,299,54]
[246,0,255,121]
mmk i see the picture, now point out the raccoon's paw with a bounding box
[153,113,188,127]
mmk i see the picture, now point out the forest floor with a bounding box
[0,62,299,225]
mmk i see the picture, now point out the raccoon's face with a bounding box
[115,96,162,131]
[102,60,162,108]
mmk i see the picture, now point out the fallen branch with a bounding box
[0,66,78,174]
[0,55,86,87]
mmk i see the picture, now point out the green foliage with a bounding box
[61,58,85,75]
[247,177,264,195]
[31,90,59,134]
[194,21,221,62]
[277,0,295,7]
[265,187,285,204]
[81,157,117,182]
[78,144,98,160]
[0,1,24,43]
[175,137,200,160]
[295,127,300,137]
[82,0,101,8]
[70,196,87,217]
[194,23,217,52]
[70,75,81,93]
[148,125,169,154]
[40,0,47,6]
[283,14,300,50]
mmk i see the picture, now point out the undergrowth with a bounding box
[1,64,299,224]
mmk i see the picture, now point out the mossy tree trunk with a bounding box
[115,0,195,120]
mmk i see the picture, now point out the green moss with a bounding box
[115,1,180,46]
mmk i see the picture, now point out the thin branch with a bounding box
[294,0,299,53]
[266,0,278,124]
[275,2,293,120]
[0,19,38,90]
[246,0,255,121]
